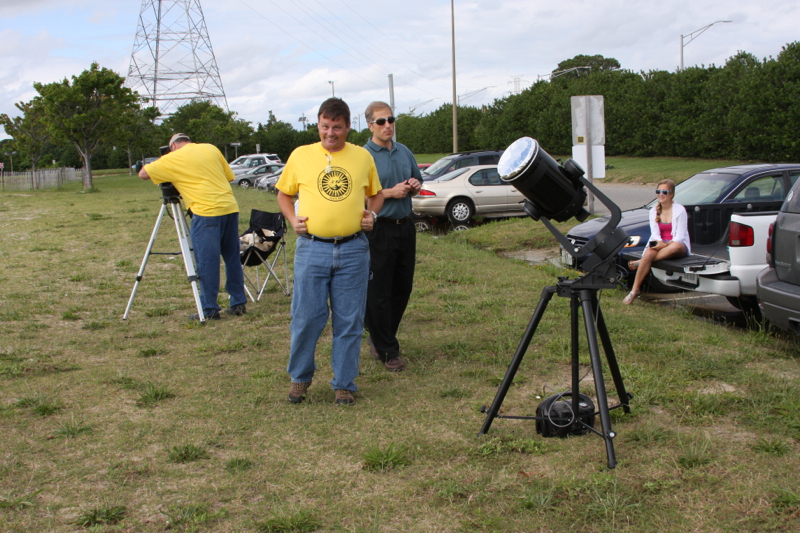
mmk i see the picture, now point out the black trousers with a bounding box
[365,219,416,361]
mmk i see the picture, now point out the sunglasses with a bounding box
[370,116,396,126]
[655,189,671,195]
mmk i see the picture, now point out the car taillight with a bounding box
[766,221,775,266]
[418,189,436,197]
[729,221,754,247]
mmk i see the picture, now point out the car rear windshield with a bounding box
[434,167,471,182]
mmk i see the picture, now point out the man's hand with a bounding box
[385,179,416,199]
[407,177,422,196]
[360,210,375,232]
[291,216,309,235]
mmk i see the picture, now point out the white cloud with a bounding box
[1,0,798,136]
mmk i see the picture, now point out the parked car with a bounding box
[566,164,800,287]
[255,167,284,193]
[411,165,526,225]
[757,178,800,334]
[232,163,284,188]
[230,153,281,170]
[421,150,504,181]
[131,156,159,169]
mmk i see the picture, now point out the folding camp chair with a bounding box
[240,210,291,301]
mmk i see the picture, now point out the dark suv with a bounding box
[757,178,800,334]
[422,150,504,181]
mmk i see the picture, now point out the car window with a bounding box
[729,174,784,202]
[673,172,740,205]
[453,157,474,170]
[782,175,800,214]
[231,157,246,166]
[435,168,471,182]
[468,169,502,186]
[477,154,500,165]
[424,155,457,175]
[790,171,800,188]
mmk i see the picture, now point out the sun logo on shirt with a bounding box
[319,167,352,201]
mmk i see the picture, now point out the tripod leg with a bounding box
[171,202,205,323]
[579,290,617,469]
[123,204,168,320]
[570,294,582,421]
[593,299,632,413]
[479,285,557,435]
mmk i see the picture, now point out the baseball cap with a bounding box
[169,133,191,145]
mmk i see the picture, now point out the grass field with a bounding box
[1,170,799,532]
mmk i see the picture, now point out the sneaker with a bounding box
[366,336,380,360]
[189,310,221,321]
[225,304,247,316]
[288,381,311,404]
[384,357,405,372]
[334,389,355,405]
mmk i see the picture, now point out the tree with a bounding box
[554,54,621,78]
[0,98,51,183]
[119,105,161,175]
[162,100,253,159]
[34,63,140,189]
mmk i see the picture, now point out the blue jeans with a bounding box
[191,212,247,314]
[287,233,370,391]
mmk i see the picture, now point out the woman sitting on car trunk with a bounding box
[623,179,691,304]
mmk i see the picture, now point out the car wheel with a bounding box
[447,198,474,224]
[415,219,432,232]
[239,180,251,189]
[452,224,470,231]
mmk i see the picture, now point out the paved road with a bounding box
[587,182,654,216]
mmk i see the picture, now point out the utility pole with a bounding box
[451,0,458,153]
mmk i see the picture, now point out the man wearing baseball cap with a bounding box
[138,133,247,321]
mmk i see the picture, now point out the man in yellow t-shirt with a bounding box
[276,97,383,406]
[139,133,247,321]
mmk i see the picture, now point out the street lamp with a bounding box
[458,86,495,106]
[4,151,17,172]
[680,20,732,70]
[328,80,335,97]
[352,114,362,131]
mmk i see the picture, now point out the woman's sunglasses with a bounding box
[370,116,396,126]
[655,189,671,195]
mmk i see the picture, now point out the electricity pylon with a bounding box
[126,0,229,116]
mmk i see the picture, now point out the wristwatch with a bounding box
[370,211,378,220]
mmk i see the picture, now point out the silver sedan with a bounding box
[411,165,526,225]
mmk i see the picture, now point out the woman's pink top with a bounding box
[658,221,673,241]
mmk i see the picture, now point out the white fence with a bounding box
[0,168,80,191]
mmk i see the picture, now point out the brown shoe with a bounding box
[334,389,355,405]
[288,381,311,404]
[366,336,380,360]
[384,357,405,372]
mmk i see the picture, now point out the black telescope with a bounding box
[499,137,590,223]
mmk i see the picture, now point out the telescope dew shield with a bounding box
[498,137,589,223]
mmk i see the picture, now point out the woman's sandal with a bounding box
[622,290,641,305]
[628,260,640,271]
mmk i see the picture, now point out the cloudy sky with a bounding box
[1,0,797,139]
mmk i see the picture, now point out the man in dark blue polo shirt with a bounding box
[363,101,422,371]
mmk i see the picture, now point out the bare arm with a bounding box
[277,191,307,234]
[139,167,151,180]
[361,193,384,232]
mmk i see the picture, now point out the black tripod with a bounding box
[123,183,205,323]
[478,267,632,468]
[479,179,633,469]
